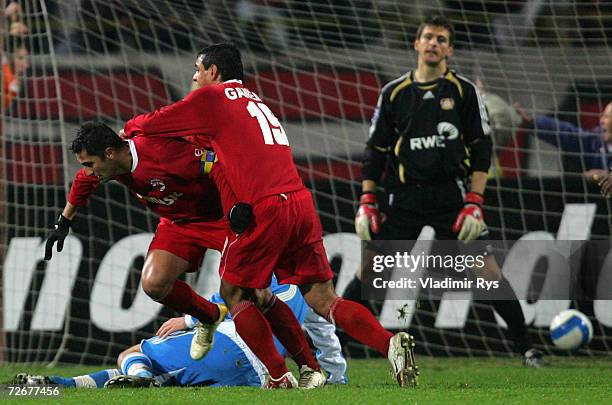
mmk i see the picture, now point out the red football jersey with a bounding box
[124,80,304,207]
[68,137,223,222]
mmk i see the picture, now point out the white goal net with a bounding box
[2,0,612,364]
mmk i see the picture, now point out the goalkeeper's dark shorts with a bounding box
[374,179,489,243]
[365,180,492,287]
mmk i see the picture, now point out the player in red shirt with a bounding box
[45,122,323,377]
[44,122,228,359]
[123,43,418,388]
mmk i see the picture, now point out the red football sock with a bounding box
[159,280,220,324]
[231,300,289,379]
[327,297,393,356]
[263,296,320,370]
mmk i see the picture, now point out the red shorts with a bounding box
[148,217,228,272]
[220,188,334,289]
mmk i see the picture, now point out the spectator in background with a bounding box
[3,1,28,112]
[53,0,80,54]
[515,102,612,183]
[5,1,27,36]
[597,168,612,198]
[476,79,522,148]
[235,0,289,53]
[476,79,522,177]
[2,52,19,110]
[3,39,29,110]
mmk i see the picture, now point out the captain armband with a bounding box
[199,150,218,175]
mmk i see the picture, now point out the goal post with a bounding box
[1,0,612,364]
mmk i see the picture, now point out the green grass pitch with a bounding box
[2,357,612,404]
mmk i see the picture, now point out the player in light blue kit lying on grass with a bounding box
[14,279,347,388]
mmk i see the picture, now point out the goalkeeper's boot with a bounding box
[104,375,160,389]
[190,303,228,360]
[388,332,419,388]
[523,348,547,368]
[298,365,326,389]
[263,372,298,389]
[12,373,51,386]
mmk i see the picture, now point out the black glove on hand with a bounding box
[228,203,253,234]
[44,214,72,260]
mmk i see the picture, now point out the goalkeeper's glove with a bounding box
[229,202,253,234]
[354,193,381,240]
[452,192,486,242]
[44,214,72,260]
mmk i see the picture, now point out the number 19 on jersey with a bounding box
[247,101,290,146]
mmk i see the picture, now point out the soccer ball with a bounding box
[549,309,593,350]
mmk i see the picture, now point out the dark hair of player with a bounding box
[416,15,455,46]
[71,121,124,158]
[197,43,244,82]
